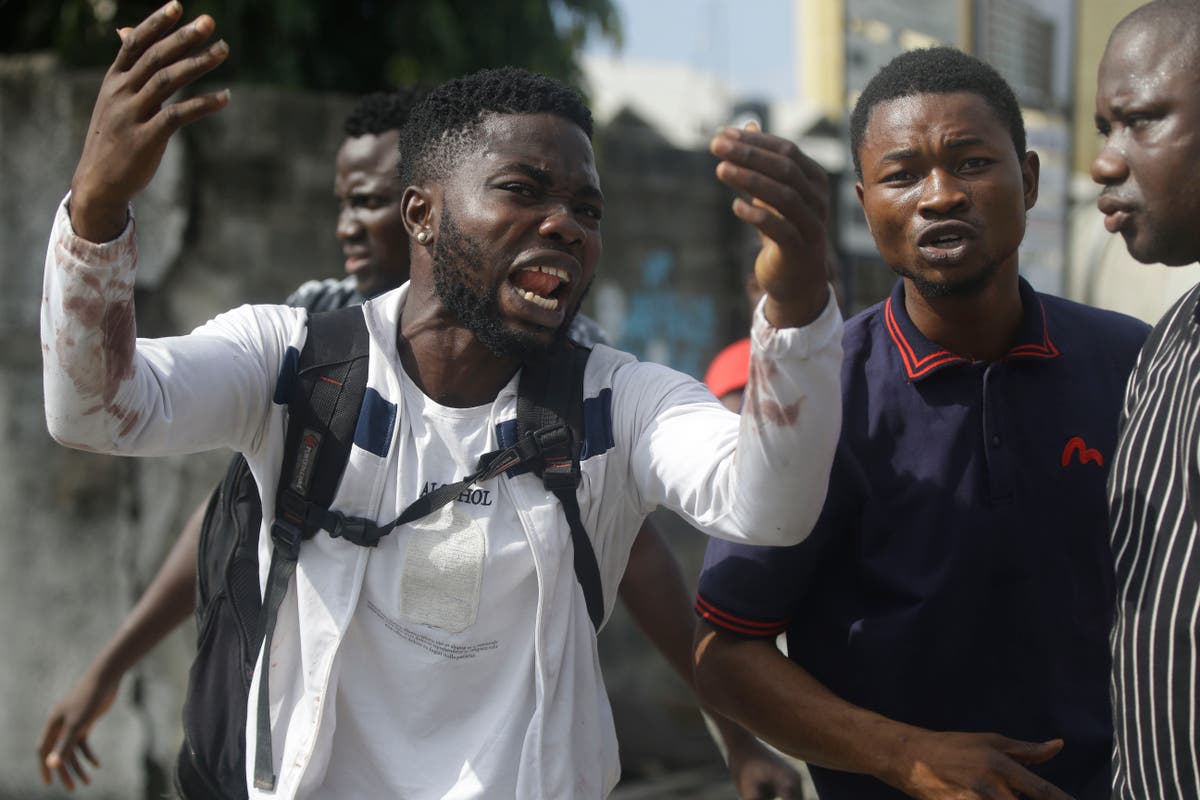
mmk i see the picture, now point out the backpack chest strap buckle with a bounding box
[325,511,384,548]
[531,424,580,491]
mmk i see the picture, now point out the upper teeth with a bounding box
[520,265,570,282]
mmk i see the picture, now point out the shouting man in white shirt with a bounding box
[41,3,842,798]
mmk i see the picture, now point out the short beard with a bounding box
[431,210,580,362]
[897,257,1001,301]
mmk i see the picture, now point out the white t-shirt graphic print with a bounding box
[314,369,538,799]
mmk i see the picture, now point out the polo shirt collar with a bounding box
[884,276,1060,382]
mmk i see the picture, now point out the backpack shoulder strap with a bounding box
[277,306,372,520]
[254,305,369,791]
[517,342,604,631]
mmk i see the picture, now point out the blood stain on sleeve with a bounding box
[51,228,143,423]
[56,323,105,399]
[742,388,801,428]
[742,355,799,427]
[63,293,104,328]
[760,398,802,426]
[101,299,137,404]
[78,272,103,292]
[756,358,780,379]
[107,403,142,438]
[56,221,138,264]
[54,293,137,411]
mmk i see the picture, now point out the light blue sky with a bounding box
[585,0,796,102]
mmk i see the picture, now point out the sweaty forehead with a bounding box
[472,112,598,181]
[1098,32,1200,130]
[1102,23,1198,87]
[863,92,1008,152]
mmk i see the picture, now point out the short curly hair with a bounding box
[849,47,1026,180]
[398,67,593,188]
[343,88,424,138]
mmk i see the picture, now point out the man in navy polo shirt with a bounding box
[692,47,1149,800]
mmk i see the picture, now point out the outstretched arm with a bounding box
[619,520,805,799]
[43,5,299,456]
[620,125,842,549]
[692,620,1074,800]
[37,494,205,790]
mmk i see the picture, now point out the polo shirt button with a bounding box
[991,434,1001,447]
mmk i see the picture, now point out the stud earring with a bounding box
[416,230,430,244]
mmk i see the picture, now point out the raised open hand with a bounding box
[711,124,831,328]
[69,0,229,243]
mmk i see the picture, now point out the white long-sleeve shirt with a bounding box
[42,197,843,799]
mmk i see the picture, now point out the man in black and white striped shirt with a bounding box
[1093,2,1200,797]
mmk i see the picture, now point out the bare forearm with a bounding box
[693,621,913,783]
[619,519,696,681]
[620,522,789,759]
[764,283,832,329]
[90,499,201,681]
[694,622,1075,800]
[67,192,130,245]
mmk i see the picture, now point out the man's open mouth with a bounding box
[916,222,975,262]
[917,235,970,263]
[511,265,571,310]
[926,233,963,250]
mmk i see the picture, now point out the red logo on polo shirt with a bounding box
[1061,436,1104,467]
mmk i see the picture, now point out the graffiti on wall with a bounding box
[594,248,716,378]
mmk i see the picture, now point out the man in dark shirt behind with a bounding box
[692,47,1149,800]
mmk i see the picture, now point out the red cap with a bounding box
[704,337,751,398]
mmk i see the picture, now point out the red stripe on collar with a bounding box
[884,297,968,380]
[1005,298,1060,360]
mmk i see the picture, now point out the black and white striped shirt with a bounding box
[1110,281,1200,799]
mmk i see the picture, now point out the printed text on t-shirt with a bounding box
[366,600,498,659]
[419,481,495,507]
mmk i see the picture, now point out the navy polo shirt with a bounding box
[697,278,1148,800]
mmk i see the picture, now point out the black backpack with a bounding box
[174,306,603,799]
